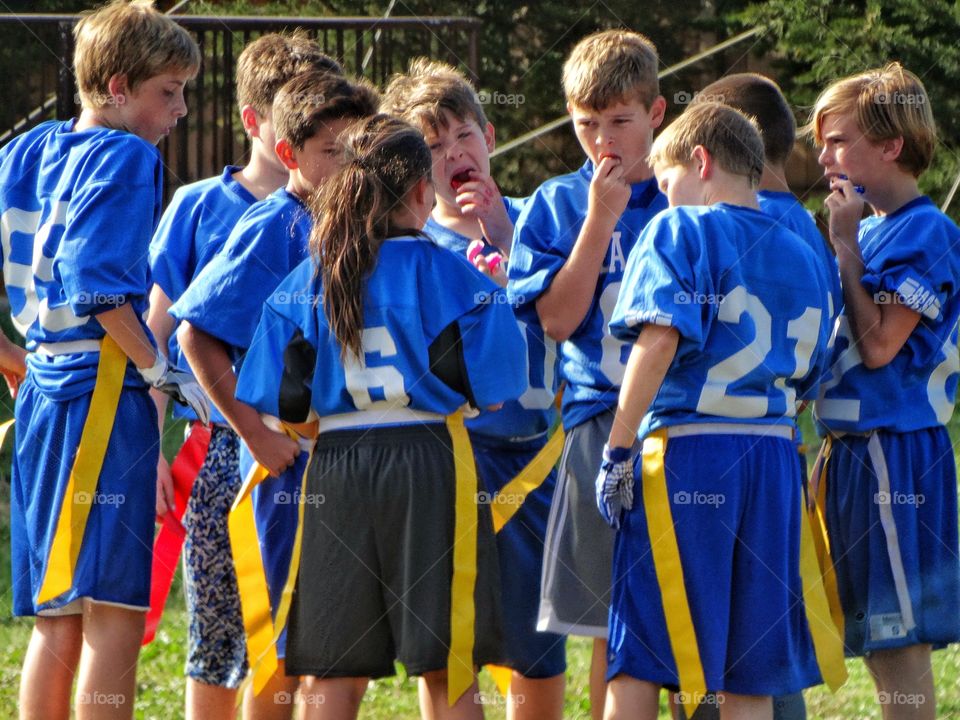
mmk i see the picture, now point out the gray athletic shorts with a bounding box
[538,409,636,638]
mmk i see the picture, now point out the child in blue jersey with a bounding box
[171,69,377,712]
[384,58,565,719]
[0,2,202,718]
[506,29,667,719]
[596,102,839,720]
[146,36,342,720]
[811,63,960,719]
[235,114,526,720]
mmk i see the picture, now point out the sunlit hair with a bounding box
[273,71,379,150]
[563,29,659,110]
[698,73,795,166]
[310,115,432,359]
[382,57,488,134]
[809,62,936,177]
[651,101,764,187]
[236,31,342,115]
[74,0,200,109]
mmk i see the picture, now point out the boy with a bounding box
[597,101,841,720]
[171,69,377,716]
[145,33,341,720]
[0,2,201,718]
[383,58,565,719]
[812,63,960,719]
[506,29,667,718]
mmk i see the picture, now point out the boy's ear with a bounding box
[107,73,129,105]
[880,135,905,163]
[275,139,299,171]
[240,105,260,136]
[483,122,496,153]
[692,145,711,179]
[414,175,433,207]
[648,95,667,129]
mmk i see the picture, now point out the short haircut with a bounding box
[651,101,764,188]
[382,58,488,134]
[272,71,380,150]
[236,32,343,115]
[810,62,936,177]
[73,0,200,109]
[563,29,659,111]
[699,73,795,166]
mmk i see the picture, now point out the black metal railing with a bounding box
[0,14,480,198]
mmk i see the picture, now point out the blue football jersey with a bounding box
[758,190,841,325]
[0,120,162,392]
[170,187,312,359]
[815,196,960,433]
[611,203,834,439]
[236,235,527,421]
[425,197,557,440]
[150,166,258,423]
[507,161,667,430]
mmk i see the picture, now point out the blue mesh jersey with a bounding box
[170,187,312,359]
[507,161,667,430]
[758,189,842,326]
[150,166,258,423]
[425,197,557,441]
[0,119,162,393]
[235,236,527,422]
[611,203,834,439]
[815,196,960,434]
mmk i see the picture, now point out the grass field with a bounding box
[0,380,959,716]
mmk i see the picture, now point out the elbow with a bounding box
[535,298,574,343]
[860,342,896,370]
[176,322,199,361]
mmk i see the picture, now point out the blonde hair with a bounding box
[563,30,659,110]
[74,0,199,109]
[810,63,936,177]
[651,102,764,187]
[236,31,342,115]
[273,71,379,149]
[310,115,432,359]
[382,58,488,133]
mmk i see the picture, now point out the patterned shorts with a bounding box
[182,425,248,687]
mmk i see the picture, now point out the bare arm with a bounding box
[145,284,175,425]
[535,157,629,342]
[607,325,679,449]
[97,303,159,369]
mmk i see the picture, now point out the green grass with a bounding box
[1,380,959,715]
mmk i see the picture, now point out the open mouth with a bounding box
[450,169,473,191]
[598,152,621,162]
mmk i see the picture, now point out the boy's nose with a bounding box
[817,145,831,167]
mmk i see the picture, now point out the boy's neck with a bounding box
[868,177,922,216]
[432,198,484,239]
[234,147,289,201]
[757,163,791,194]
[703,174,760,210]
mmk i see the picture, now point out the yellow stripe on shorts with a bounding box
[808,437,845,640]
[641,430,706,718]
[37,335,126,605]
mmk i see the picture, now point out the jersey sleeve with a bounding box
[58,142,162,316]
[609,210,709,345]
[149,187,198,303]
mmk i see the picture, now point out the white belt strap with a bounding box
[664,422,794,440]
[316,407,445,433]
[867,433,917,633]
[34,339,103,356]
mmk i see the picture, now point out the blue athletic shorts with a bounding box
[824,427,960,656]
[472,432,566,678]
[609,428,823,696]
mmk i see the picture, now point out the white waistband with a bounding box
[657,422,794,440]
[317,407,446,433]
[34,339,103,356]
[260,415,316,452]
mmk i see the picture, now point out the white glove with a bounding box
[139,352,211,425]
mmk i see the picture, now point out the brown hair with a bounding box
[382,58,488,134]
[236,31,342,115]
[273,71,379,150]
[651,101,764,187]
[563,29,659,110]
[74,0,200,109]
[809,62,936,177]
[311,115,433,359]
[699,73,795,166]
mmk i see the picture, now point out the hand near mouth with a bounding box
[588,154,631,224]
[824,175,866,258]
[454,170,513,254]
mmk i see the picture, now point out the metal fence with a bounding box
[0,14,480,198]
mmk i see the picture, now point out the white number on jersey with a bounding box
[599,281,627,385]
[517,319,557,410]
[815,317,862,423]
[344,326,410,410]
[926,330,960,424]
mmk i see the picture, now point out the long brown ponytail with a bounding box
[309,114,432,360]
